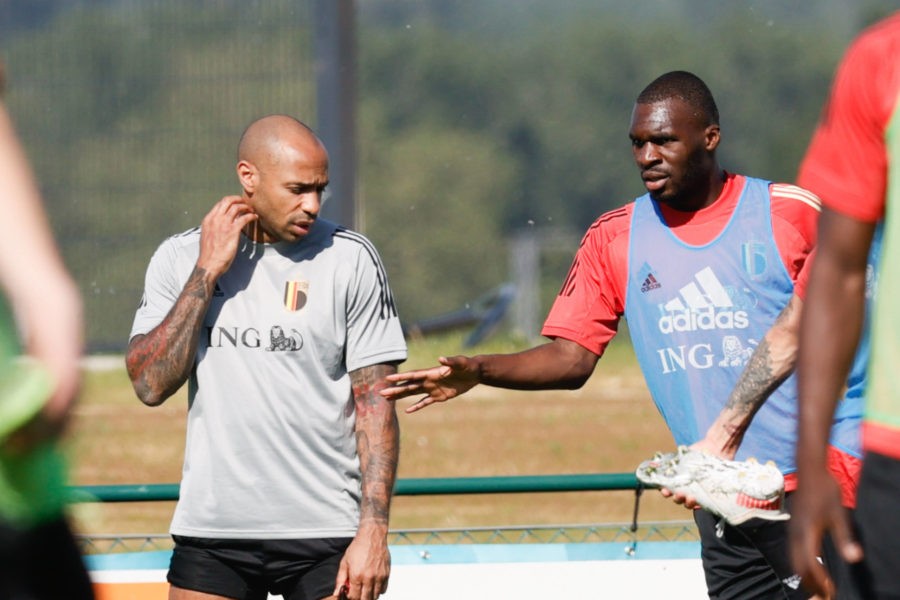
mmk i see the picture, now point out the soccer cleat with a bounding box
[635,446,789,526]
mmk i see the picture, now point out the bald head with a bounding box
[234,115,329,243]
[237,115,327,168]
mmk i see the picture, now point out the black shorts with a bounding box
[820,526,868,600]
[168,535,353,600]
[850,451,900,599]
[0,516,95,600]
[694,495,809,600]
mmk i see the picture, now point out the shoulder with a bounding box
[153,227,201,259]
[848,13,900,62]
[315,222,391,278]
[833,15,900,127]
[328,223,385,262]
[768,182,820,254]
[155,226,201,246]
[768,183,822,216]
[580,203,634,250]
[330,224,375,249]
[769,183,822,231]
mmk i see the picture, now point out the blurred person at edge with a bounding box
[790,11,900,600]
[0,62,93,599]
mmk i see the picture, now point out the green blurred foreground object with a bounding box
[0,360,50,442]
[0,295,67,527]
[0,442,68,527]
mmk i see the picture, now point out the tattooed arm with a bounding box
[334,363,400,600]
[697,293,803,459]
[126,266,217,406]
[126,196,256,406]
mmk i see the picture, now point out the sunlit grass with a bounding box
[66,326,682,537]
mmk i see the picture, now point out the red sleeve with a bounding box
[792,248,815,301]
[797,15,900,222]
[541,205,631,356]
[769,183,820,284]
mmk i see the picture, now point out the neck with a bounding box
[669,168,726,212]
[243,220,272,243]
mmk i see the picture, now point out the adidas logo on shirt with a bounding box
[657,267,749,334]
[641,273,661,292]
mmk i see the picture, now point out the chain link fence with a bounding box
[1,0,315,351]
[78,521,700,555]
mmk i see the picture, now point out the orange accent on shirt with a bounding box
[827,445,863,508]
[783,446,860,508]
[862,422,900,461]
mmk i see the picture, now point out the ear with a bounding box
[704,124,721,152]
[236,160,258,194]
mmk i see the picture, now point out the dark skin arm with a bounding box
[335,363,400,600]
[126,196,256,406]
[380,338,600,412]
[789,208,872,596]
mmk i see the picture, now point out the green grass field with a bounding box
[65,331,688,537]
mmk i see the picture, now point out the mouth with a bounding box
[289,219,316,236]
[641,171,669,192]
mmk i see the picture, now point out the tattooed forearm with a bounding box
[725,337,783,414]
[351,363,400,525]
[126,266,214,406]
[720,294,802,438]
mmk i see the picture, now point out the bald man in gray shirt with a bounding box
[127,115,407,600]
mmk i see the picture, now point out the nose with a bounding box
[633,142,660,168]
[299,190,321,217]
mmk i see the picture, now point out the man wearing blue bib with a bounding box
[383,71,861,599]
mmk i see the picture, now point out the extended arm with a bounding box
[380,337,600,413]
[697,293,803,459]
[790,208,872,594]
[335,363,400,600]
[126,196,256,406]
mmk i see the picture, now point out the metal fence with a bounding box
[71,474,701,553]
[78,522,701,556]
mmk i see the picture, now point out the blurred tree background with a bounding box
[0,0,894,351]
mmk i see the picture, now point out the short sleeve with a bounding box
[129,238,189,340]
[797,22,900,222]
[541,209,630,356]
[344,239,407,372]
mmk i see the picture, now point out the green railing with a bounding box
[71,472,703,554]
[69,472,640,503]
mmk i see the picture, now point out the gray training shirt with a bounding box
[131,218,408,539]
